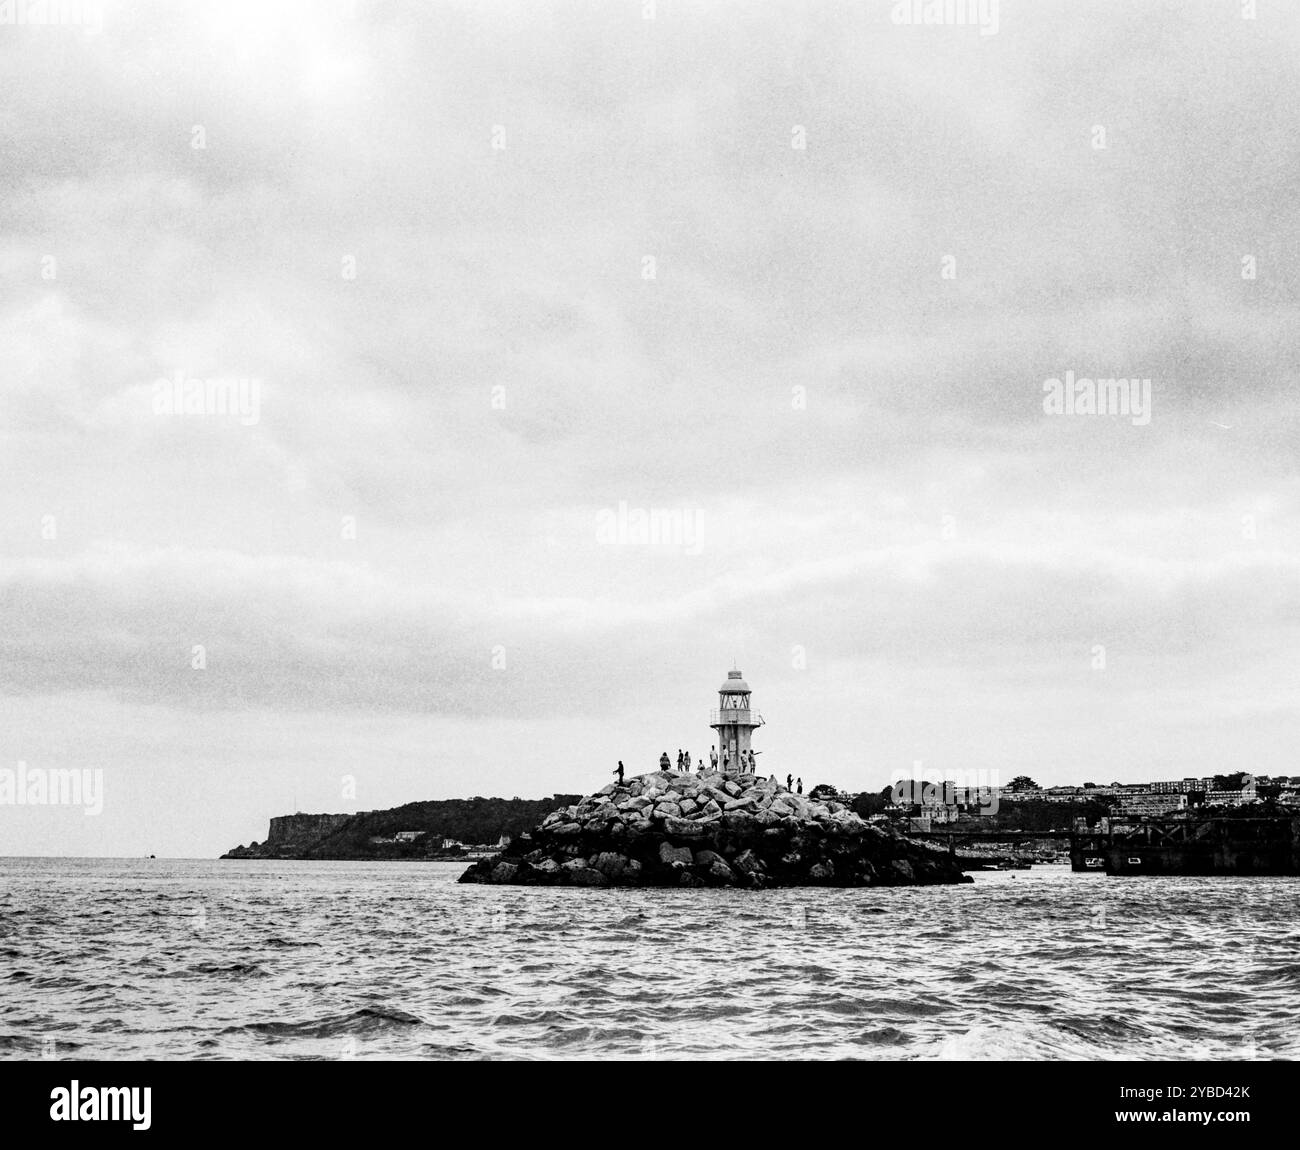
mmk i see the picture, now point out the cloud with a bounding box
[2,0,1299,852]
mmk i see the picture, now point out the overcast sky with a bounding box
[2,0,1298,857]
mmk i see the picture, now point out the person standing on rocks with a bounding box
[796,777,803,795]
[660,751,671,771]
[684,751,692,772]
[710,746,718,771]
[722,747,731,771]
[614,761,625,784]
[786,774,793,790]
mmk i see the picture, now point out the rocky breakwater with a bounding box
[458,769,971,888]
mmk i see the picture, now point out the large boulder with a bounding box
[663,816,707,838]
[593,851,630,879]
[659,843,694,867]
[703,858,736,885]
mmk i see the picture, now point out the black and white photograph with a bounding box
[1,0,1297,1125]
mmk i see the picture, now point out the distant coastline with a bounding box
[220,772,1300,862]
[220,796,580,861]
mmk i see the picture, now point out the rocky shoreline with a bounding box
[459,769,972,888]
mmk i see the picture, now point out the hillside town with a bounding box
[885,772,1300,832]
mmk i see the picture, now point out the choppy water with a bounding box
[1,858,1297,1060]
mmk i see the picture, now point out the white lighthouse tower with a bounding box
[709,668,764,773]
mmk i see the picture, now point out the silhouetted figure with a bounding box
[614,761,625,784]
[684,751,692,772]
[747,749,756,773]
[786,774,793,790]
[796,777,803,795]
[659,751,671,771]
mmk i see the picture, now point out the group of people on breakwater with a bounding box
[665,747,756,774]
[611,755,802,794]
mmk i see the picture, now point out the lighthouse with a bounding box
[710,669,764,772]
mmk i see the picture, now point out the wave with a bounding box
[186,961,269,978]
[923,1023,1104,1061]
[232,1007,425,1039]
[0,1033,84,1055]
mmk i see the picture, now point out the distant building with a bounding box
[1205,785,1258,808]
[993,784,1087,804]
[1115,792,1189,817]
[919,801,960,824]
[1039,786,1083,802]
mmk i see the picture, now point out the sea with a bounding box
[2,857,1297,1061]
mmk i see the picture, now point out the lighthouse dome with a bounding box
[719,670,751,693]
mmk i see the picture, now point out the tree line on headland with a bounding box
[221,795,582,860]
